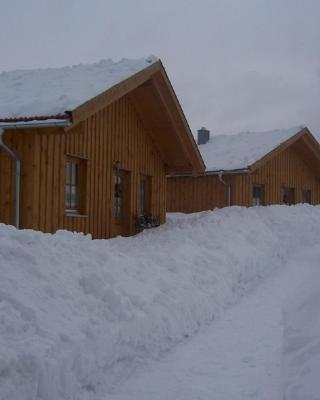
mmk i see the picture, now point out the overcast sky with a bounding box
[1,0,319,136]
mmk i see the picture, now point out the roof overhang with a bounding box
[249,127,320,177]
[0,119,71,130]
[69,60,205,174]
[168,126,320,178]
[168,167,251,178]
[0,60,205,175]
[0,113,71,124]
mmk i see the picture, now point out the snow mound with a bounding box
[200,127,304,171]
[0,56,157,119]
[0,205,320,399]
[283,247,320,400]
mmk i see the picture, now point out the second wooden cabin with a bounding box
[167,127,320,212]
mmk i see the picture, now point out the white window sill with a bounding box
[65,212,88,218]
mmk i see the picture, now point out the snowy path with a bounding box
[105,246,319,400]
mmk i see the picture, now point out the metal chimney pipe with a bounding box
[197,127,210,145]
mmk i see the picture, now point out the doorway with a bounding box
[113,168,131,236]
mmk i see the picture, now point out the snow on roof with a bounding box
[199,127,305,172]
[0,56,158,119]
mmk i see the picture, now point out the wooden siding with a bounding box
[0,129,36,228]
[0,95,166,238]
[167,175,227,212]
[167,145,320,212]
[232,145,320,206]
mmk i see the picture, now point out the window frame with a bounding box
[65,156,87,215]
[301,189,311,204]
[282,186,295,205]
[114,171,124,221]
[113,167,131,223]
[139,174,152,216]
[252,184,265,206]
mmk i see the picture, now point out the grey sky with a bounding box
[1,0,319,135]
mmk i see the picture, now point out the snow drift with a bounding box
[282,246,320,400]
[0,205,320,399]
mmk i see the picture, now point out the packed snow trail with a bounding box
[106,246,320,400]
[1,206,320,399]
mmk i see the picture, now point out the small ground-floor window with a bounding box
[301,190,311,204]
[252,184,265,206]
[65,156,87,213]
[282,187,295,205]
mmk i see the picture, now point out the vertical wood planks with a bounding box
[0,95,168,238]
[167,146,320,212]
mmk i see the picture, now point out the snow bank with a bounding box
[0,56,157,119]
[282,246,320,400]
[199,127,304,171]
[0,205,320,399]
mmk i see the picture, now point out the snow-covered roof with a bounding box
[199,127,305,172]
[0,56,158,119]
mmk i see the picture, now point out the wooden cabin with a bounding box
[167,127,320,212]
[0,57,204,238]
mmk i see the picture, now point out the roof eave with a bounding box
[167,167,251,178]
[156,60,205,174]
[69,59,205,175]
[249,127,309,172]
[0,113,72,124]
[69,60,163,127]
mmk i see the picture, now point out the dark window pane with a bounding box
[140,178,146,215]
[114,172,123,219]
[70,186,78,209]
[65,160,83,212]
[302,190,311,204]
[65,185,71,209]
[252,184,264,206]
[283,187,295,205]
[71,163,77,185]
[66,162,71,185]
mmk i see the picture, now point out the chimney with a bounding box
[197,127,210,145]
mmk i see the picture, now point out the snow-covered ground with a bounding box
[0,205,319,400]
[107,245,320,400]
[283,247,320,400]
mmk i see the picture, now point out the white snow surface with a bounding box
[0,205,320,399]
[107,244,320,400]
[199,126,305,171]
[0,56,157,119]
[283,247,320,400]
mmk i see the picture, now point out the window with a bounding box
[112,166,131,236]
[139,175,152,215]
[65,157,86,213]
[282,187,295,205]
[252,184,265,206]
[302,190,311,204]
[113,166,131,225]
[114,172,123,220]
